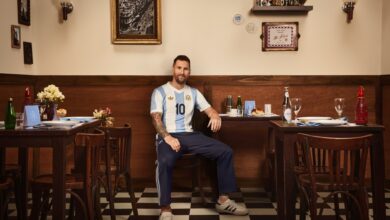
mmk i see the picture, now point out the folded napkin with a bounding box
[296,122,321,127]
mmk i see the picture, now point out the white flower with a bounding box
[36,84,65,103]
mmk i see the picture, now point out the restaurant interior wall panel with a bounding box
[208,85,377,124]
[381,75,390,179]
[0,74,388,184]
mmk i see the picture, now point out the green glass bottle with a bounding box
[5,97,16,130]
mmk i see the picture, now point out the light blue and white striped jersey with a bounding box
[150,82,211,133]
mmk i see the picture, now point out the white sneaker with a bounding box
[159,211,173,220]
[215,199,249,216]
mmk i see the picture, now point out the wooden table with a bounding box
[0,119,100,220]
[217,115,281,142]
[270,120,385,220]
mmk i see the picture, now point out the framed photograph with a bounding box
[23,42,33,65]
[18,0,30,26]
[11,25,21,49]
[111,0,162,44]
[261,22,299,51]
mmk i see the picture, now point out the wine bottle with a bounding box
[282,87,292,123]
[355,86,368,125]
[5,97,16,130]
[237,96,243,117]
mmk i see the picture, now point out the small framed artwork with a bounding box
[11,25,21,49]
[261,22,299,51]
[111,0,162,44]
[18,0,30,26]
[23,42,33,64]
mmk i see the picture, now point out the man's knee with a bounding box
[223,145,233,156]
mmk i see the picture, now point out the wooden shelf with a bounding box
[251,5,313,14]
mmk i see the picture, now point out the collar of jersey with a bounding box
[167,82,186,93]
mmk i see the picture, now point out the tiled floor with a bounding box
[6,187,390,219]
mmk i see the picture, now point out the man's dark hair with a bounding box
[173,55,191,68]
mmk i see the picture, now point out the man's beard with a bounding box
[174,75,187,84]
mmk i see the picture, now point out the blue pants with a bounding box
[155,132,237,206]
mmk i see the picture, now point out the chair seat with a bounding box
[30,174,84,189]
[299,173,361,190]
[99,163,118,174]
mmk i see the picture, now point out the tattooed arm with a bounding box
[151,112,181,152]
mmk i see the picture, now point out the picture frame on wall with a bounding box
[261,22,299,51]
[111,0,162,44]
[11,25,21,49]
[23,42,33,64]
[18,0,31,26]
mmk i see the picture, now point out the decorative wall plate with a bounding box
[233,14,244,25]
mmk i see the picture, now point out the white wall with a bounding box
[0,0,385,75]
[0,0,37,74]
[382,0,390,75]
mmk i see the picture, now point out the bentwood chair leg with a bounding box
[104,146,116,220]
[12,174,23,220]
[196,159,205,205]
[125,172,138,216]
[30,187,43,220]
[93,183,103,220]
[333,193,341,219]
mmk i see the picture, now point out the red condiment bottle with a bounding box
[21,87,33,112]
[355,86,368,125]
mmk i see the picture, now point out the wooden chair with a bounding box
[4,163,22,219]
[295,133,372,220]
[29,131,105,220]
[176,152,206,204]
[0,177,13,219]
[98,125,138,218]
[154,139,206,205]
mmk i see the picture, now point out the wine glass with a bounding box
[334,98,345,118]
[291,98,302,122]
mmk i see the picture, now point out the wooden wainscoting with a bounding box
[381,75,390,180]
[0,73,387,186]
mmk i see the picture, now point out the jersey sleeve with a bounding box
[150,89,163,113]
[195,89,211,112]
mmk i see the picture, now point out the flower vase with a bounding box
[101,119,114,127]
[45,102,58,121]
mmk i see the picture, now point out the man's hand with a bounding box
[164,135,181,152]
[207,114,221,132]
[204,107,222,132]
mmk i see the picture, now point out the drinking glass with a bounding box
[334,98,345,118]
[291,98,302,121]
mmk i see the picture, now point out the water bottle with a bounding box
[237,96,243,117]
[226,95,233,114]
[355,86,368,125]
[5,97,16,130]
[282,87,292,124]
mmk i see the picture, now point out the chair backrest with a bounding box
[74,130,106,188]
[296,133,372,191]
[100,125,132,174]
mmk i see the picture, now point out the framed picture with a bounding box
[261,22,299,51]
[18,0,30,26]
[111,0,162,44]
[23,42,33,64]
[11,25,21,49]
